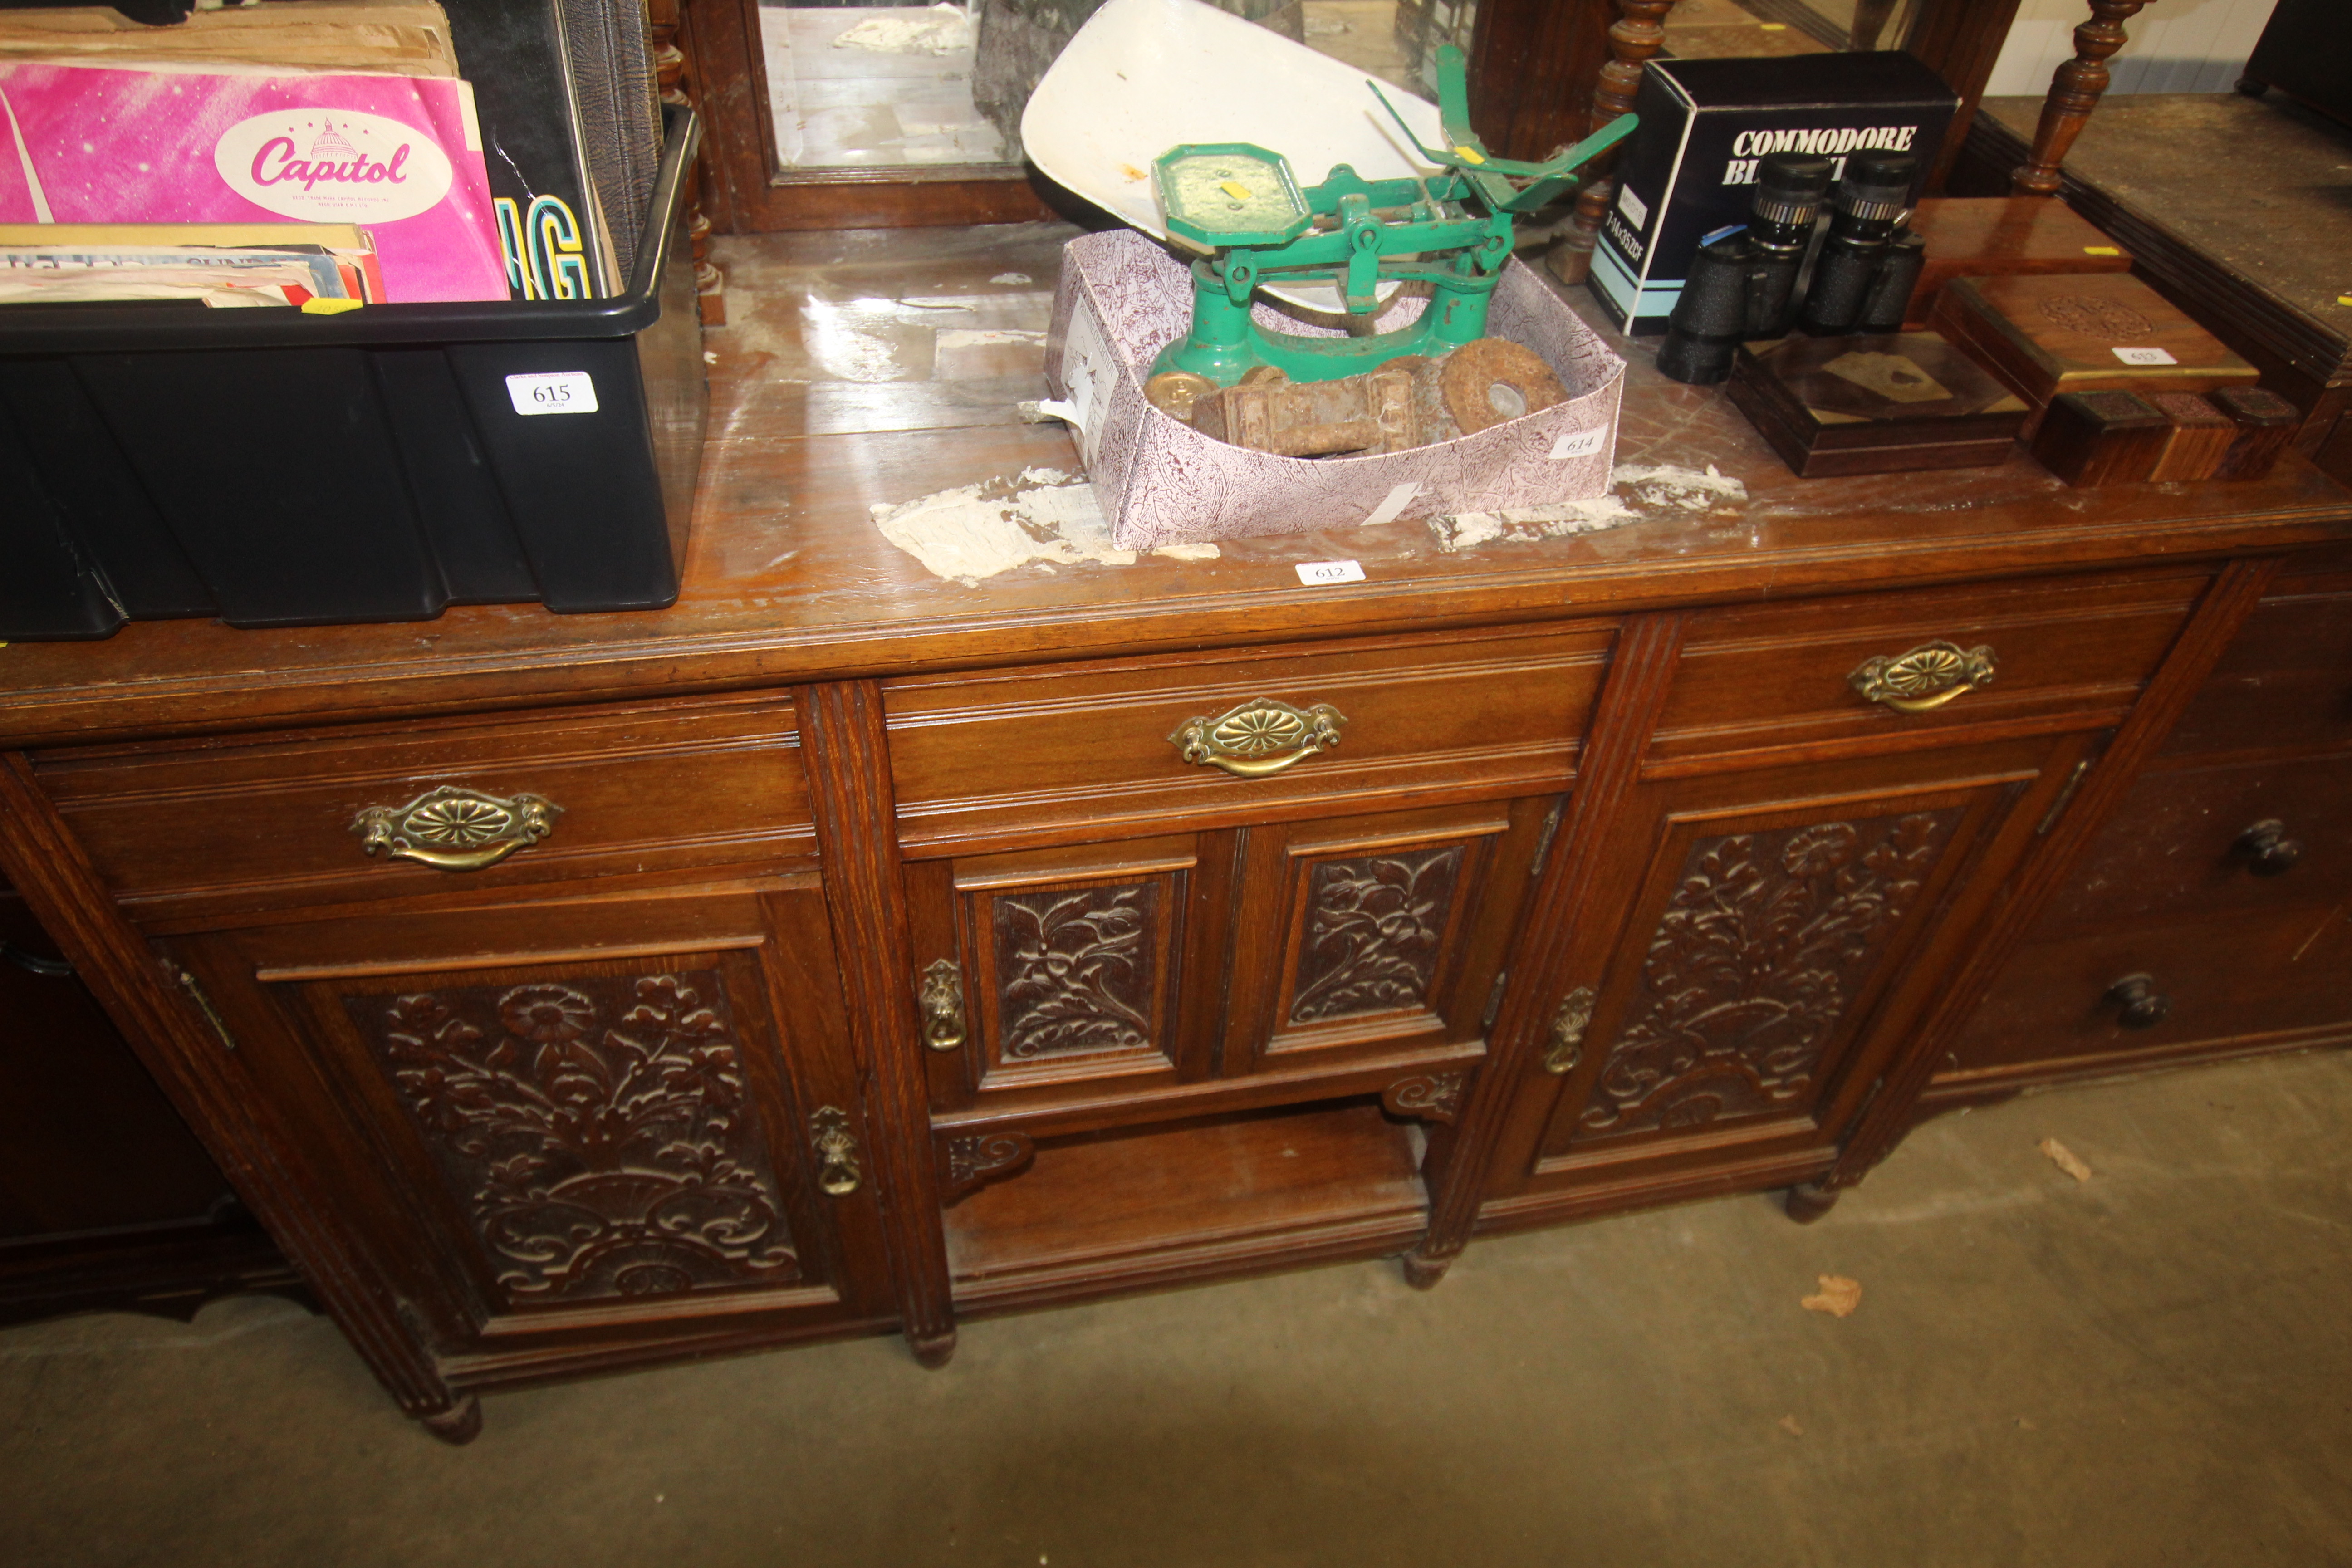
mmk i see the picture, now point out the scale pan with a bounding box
[1021,0,1446,312]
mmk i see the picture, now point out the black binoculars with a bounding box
[1656,150,1927,386]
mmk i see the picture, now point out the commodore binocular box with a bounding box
[1594,52,1958,336]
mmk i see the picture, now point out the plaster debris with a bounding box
[990,272,1033,285]
[832,3,969,54]
[1427,495,1641,551]
[1778,1415,1805,1436]
[2039,1137,2094,1183]
[1612,461,1749,510]
[872,471,1218,583]
[935,328,1044,350]
[1801,1274,1862,1318]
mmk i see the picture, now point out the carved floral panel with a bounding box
[990,883,1161,1062]
[1289,845,1465,1024]
[350,970,799,1305]
[1573,810,1963,1145]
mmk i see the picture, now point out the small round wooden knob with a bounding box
[2235,819,2303,877]
[2103,973,2170,1029]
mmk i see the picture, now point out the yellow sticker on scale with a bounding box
[2083,246,2122,256]
[1218,180,1253,201]
[1454,146,1485,164]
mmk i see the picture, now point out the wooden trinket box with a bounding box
[2029,389,2171,486]
[2210,386,2302,480]
[1901,197,2133,329]
[2146,391,2237,482]
[1725,330,2030,477]
[1927,274,2259,436]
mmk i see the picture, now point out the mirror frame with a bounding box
[681,0,2025,232]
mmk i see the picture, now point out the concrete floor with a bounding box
[7,1050,2351,1567]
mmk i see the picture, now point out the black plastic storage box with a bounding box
[0,108,707,640]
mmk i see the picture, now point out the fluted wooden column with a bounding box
[1548,0,1678,288]
[2012,0,2148,196]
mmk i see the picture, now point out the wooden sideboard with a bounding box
[3,230,2347,1443]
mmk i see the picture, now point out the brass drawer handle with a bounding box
[1542,985,1597,1074]
[1169,696,1348,779]
[353,785,562,872]
[1848,641,1997,714]
[920,959,967,1052]
[810,1106,862,1196]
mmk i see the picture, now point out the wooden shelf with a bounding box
[945,1098,1428,1312]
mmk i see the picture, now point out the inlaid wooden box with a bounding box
[1725,330,2030,477]
[1927,274,2259,436]
[1901,197,2134,329]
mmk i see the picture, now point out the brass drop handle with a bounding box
[1848,641,1997,715]
[2104,973,2171,1030]
[353,785,561,872]
[809,1106,862,1196]
[2236,819,2303,877]
[920,959,967,1052]
[1170,696,1348,779]
[1542,985,1597,1074]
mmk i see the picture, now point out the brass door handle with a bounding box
[1848,641,1997,714]
[1542,985,1597,1074]
[920,959,967,1052]
[353,785,561,872]
[810,1106,862,1196]
[1170,697,1347,779]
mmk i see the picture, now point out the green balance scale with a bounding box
[1148,44,1637,391]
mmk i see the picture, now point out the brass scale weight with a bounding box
[1142,46,1636,456]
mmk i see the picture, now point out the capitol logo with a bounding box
[215,109,454,222]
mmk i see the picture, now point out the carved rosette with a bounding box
[993,884,1159,1061]
[1574,811,1962,1144]
[356,970,798,1304]
[1289,846,1464,1024]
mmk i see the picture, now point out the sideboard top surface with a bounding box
[6,223,2348,749]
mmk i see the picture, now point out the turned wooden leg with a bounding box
[417,1393,483,1445]
[1549,0,1678,288]
[1401,1249,1455,1291]
[908,1326,958,1368]
[1783,1181,1840,1225]
[2012,0,2147,196]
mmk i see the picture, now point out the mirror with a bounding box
[1660,0,1926,58]
[758,0,1462,175]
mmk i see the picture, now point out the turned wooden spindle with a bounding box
[2012,0,2148,196]
[1848,0,1899,53]
[1548,0,1679,288]
[648,0,727,325]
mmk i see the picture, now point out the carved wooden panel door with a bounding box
[905,798,1555,1122]
[1487,737,2091,1214]
[159,882,897,1384]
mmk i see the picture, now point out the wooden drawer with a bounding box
[1939,903,2352,1090]
[38,693,813,923]
[1650,568,2211,769]
[884,622,1615,854]
[2036,752,2352,932]
[2159,560,2352,761]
